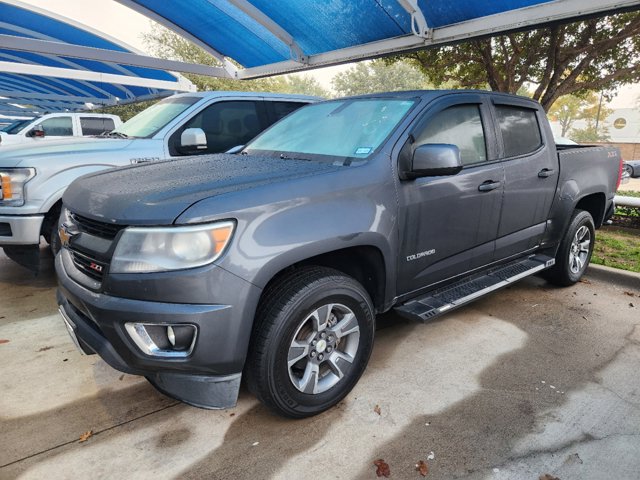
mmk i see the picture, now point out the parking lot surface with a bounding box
[1,247,639,479]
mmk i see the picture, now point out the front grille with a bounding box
[70,213,125,240]
[70,249,107,282]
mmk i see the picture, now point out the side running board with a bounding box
[394,254,555,323]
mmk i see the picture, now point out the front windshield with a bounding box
[3,118,36,134]
[245,98,415,160]
[114,96,200,138]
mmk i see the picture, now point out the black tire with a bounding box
[623,163,633,177]
[544,209,595,287]
[49,220,61,256]
[42,204,62,256]
[245,266,375,418]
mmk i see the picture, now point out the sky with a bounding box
[17,0,640,107]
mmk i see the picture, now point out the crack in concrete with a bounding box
[0,402,180,469]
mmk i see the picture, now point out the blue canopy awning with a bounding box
[0,0,637,108]
[0,0,194,116]
[116,0,640,79]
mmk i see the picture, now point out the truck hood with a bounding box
[0,137,135,166]
[63,153,341,224]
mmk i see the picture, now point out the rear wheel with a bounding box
[245,267,375,418]
[544,209,595,286]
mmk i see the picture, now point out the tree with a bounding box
[142,25,329,97]
[93,99,158,122]
[332,59,432,96]
[548,92,611,137]
[393,12,640,111]
[567,94,613,142]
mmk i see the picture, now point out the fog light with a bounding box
[125,323,197,358]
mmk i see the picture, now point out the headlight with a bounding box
[110,221,235,273]
[0,168,36,206]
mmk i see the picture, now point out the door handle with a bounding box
[538,168,555,178]
[478,180,501,192]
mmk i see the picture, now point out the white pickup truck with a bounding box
[0,113,122,146]
[0,91,316,270]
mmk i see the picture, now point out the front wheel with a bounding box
[544,209,595,286]
[245,267,375,418]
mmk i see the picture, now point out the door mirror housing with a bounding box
[179,128,207,153]
[404,144,463,179]
[28,125,45,138]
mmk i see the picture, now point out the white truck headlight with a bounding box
[0,168,36,206]
[110,221,235,273]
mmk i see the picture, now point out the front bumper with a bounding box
[55,251,262,409]
[0,214,43,245]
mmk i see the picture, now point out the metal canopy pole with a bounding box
[115,0,239,78]
[0,35,230,79]
[0,61,195,91]
[226,0,306,64]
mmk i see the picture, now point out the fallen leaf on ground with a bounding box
[539,475,560,480]
[37,346,53,352]
[630,303,635,308]
[119,374,125,381]
[374,404,381,415]
[0,339,9,344]
[79,430,93,442]
[623,291,635,297]
[416,460,428,476]
[230,412,236,417]
[374,459,390,477]
[579,278,591,284]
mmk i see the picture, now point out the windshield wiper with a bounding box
[99,131,131,139]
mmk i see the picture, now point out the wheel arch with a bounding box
[574,192,606,228]
[258,245,388,313]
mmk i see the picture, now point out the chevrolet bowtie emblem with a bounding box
[58,225,72,247]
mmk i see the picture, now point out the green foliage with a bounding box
[142,25,329,97]
[548,92,613,139]
[569,124,611,142]
[93,99,158,122]
[591,227,640,273]
[391,12,640,111]
[331,59,432,97]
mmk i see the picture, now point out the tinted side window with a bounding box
[272,101,305,122]
[182,101,261,154]
[80,117,115,135]
[414,105,487,165]
[495,105,542,157]
[39,117,73,136]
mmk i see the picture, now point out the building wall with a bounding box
[589,142,640,160]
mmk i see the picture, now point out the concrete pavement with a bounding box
[1,247,639,479]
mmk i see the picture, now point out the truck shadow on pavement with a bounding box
[351,277,639,479]
[0,248,58,323]
[0,380,176,472]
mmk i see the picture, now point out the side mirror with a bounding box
[28,125,45,138]
[404,144,462,179]
[179,128,207,152]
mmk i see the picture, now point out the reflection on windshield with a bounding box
[3,118,36,134]
[114,96,199,138]
[246,99,415,160]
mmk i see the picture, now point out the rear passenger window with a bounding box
[38,117,73,136]
[272,102,304,121]
[80,117,115,135]
[414,105,487,165]
[495,105,542,157]
[181,101,262,154]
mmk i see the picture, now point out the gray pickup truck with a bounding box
[56,91,623,418]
